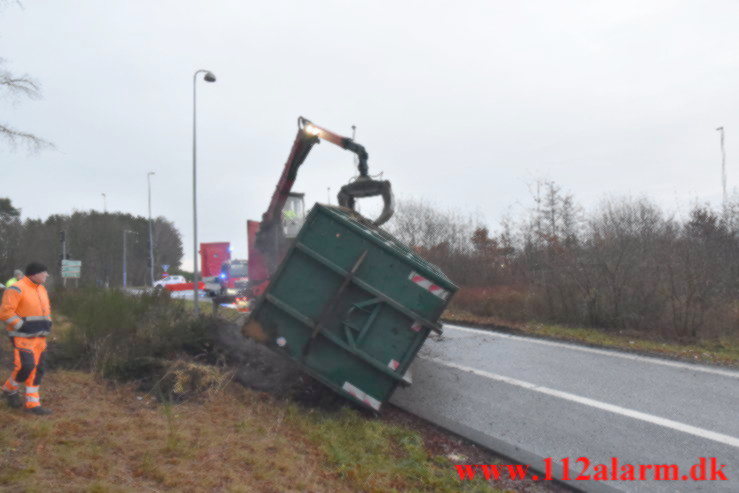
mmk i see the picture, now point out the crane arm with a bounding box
[300,117,369,176]
[299,117,394,226]
[252,116,394,283]
[258,117,391,237]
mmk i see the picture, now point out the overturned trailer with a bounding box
[243,204,457,411]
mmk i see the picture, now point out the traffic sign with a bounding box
[162,264,170,272]
[61,259,82,279]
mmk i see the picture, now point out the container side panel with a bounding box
[268,248,343,322]
[301,335,397,404]
[355,308,422,373]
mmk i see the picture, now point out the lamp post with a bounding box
[147,171,156,286]
[101,193,107,213]
[192,69,216,315]
[122,229,135,288]
[717,126,727,208]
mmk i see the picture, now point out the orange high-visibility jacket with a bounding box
[0,276,52,337]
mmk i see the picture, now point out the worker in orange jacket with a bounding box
[0,263,53,415]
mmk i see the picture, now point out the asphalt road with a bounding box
[391,324,739,492]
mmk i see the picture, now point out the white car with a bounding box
[153,275,186,289]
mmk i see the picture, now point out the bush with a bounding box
[394,191,738,342]
[52,288,216,381]
[450,286,532,322]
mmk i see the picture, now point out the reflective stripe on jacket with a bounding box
[0,277,52,337]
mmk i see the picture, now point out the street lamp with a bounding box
[101,193,107,213]
[147,171,156,286]
[192,69,216,315]
[716,126,727,208]
[122,229,136,288]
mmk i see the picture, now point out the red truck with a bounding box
[199,242,249,297]
[219,258,248,294]
[200,242,231,278]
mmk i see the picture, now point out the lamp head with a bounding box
[204,71,216,82]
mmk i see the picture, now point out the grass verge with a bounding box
[0,370,347,492]
[0,369,520,492]
[294,407,504,493]
[443,309,739,367]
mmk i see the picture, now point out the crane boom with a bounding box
[248,117,394,297]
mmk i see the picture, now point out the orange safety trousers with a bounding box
[2,337,46,408]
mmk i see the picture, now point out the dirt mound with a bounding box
[210,317,345,410]
[211,317,300,391]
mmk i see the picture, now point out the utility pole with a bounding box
[147,171,156,286]
[716,127,727,207]
[101,193,107,213]
[192,69,217,315]
[123,229,134,288]
[60,231,67,288]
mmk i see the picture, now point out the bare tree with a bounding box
[665,205,739,339]
[386,198,481,284]
[0,53,52,150]
[0,58,51,150]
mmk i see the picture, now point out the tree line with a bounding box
[0,198,183,288]
[387,185,738,341]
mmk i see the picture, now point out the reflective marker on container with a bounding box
[408,271,449,300]
[276,337,287,347]
[388,359,400,371]
[410,322,422,332]
[342,381,381,411]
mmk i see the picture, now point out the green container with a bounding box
[243,204,457,411]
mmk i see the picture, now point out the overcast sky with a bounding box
[2,1,737,270]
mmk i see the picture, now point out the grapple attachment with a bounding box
[337,177,395,226]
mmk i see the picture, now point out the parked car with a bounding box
[153,275,186,289]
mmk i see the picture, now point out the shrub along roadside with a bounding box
[447,285,739,367]
[52,288,218,385]
[390,193,738,342]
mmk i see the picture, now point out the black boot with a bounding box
[26,406,52,415]
[2,390,23,409]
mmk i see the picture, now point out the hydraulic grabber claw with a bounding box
[337,177,394,226]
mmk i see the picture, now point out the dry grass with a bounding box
[0,369,352,492]
[0,367,513,493]
[444,309,739,367]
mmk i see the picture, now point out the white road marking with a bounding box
[443,323,739,379]
[424,356,739,449]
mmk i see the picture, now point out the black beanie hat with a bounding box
[25,262,48,276]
